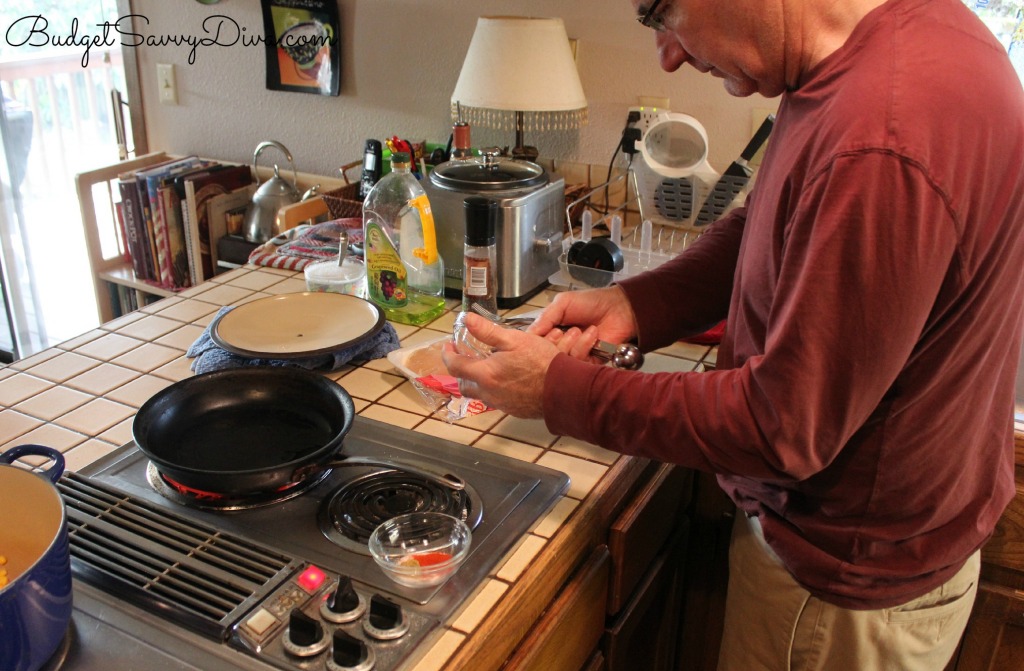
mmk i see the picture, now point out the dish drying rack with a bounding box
[550,168,707,289]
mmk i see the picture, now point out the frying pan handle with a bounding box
[0,444,66,483]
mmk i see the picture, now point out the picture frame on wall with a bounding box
[261,0,341,96]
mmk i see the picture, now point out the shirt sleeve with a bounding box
[544,152,959,480]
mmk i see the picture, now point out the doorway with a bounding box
[0,0,147,361]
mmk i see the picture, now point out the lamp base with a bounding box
[511,145,539,162]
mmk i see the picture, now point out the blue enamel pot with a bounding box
[0,445,72,671]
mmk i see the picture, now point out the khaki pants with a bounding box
[717,514,979,671]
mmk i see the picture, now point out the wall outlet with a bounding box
[627,105,665,135]
[638,95,670,110]
[157,63,177,105]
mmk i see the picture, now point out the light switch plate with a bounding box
[157,63,177,105]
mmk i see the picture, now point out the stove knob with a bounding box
[326,630,376,671]
[362,594,409,640]
[282,609,330,657]
[320,577,367,624]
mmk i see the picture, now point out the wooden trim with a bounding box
[117,0,149,157]
[504,546,611,671]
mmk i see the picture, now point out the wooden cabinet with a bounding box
[495,462,696,671]
[949,430,1024,671]
[602,464,693,671]
[504,546,611,671]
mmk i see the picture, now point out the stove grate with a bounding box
[57,472,302,640]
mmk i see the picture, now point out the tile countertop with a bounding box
[0,265,717,671]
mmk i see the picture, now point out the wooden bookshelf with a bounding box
[76,152,347,323]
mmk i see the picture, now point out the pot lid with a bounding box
[430,151,548,191]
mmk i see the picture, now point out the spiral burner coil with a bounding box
[318,469,482,554]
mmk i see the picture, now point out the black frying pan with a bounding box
[133,367,356,496]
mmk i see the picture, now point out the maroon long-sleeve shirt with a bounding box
[545,0,1024,608]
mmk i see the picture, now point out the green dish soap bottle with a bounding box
[363,151,446,325]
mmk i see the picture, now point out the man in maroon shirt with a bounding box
[443,0,1024,668]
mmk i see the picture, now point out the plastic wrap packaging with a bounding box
[386,327,489,423]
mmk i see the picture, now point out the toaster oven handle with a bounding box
[533,230,564,251]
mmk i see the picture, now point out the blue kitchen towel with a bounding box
[187,306,400,375]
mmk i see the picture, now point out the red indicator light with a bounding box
[297,565,327,593]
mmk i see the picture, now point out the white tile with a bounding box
[114,315,183,341]
[64,438,120,472]
[57,398,136,436]
[0,374,53,407]
[1,422,86,453]
[8,348,61,372]
[20,352,100,383]
[225,270,288,292]
[490,416,557,449]
[150,357,195,382]
[112,343,183,373]
[262,278,307,295]
[451,579,508,634]
[496,534,547,582]
[537,451,608,500]
[415,418,481,445]
[336,367,404,401]
[155,324,206,351]
[192,283,256,306]
[407,630,466,671]
[99,310,145,332]
[473,434,544,463]
[0,410,44,443]
[14,386,94,421]
[359,404,424,430]
[550,436,620,466]
[105,375,174,408]
[152,299,220,324]
[58,329,105,351]
[72,333,145,362]
[64,365,140,397]
[97,416,135,446]
[531,497,579,538]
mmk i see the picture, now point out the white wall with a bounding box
[131,0,777,177]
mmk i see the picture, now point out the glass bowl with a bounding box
[368,512,472,588]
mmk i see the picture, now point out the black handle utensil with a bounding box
[694,114,775,226]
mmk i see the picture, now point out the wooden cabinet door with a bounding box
[607,464,693,615]
[603,521,689,671]
[951,580,1024,671]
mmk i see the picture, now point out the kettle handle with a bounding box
[252,140,299,189]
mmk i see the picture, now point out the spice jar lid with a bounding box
[464,196,496,246]
[431,153,547,191]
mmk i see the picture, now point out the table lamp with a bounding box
[450,16,588,161]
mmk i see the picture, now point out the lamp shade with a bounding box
[451,17,588,132]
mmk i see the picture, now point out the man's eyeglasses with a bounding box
[636,0,667,31]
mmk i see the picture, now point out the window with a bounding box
[965,0,1024,82]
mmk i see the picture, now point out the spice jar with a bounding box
[461,196,498,315]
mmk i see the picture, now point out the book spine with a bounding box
[147,176,173,288]
[160,185,191,288]
[135,177,158,280]
[183,182,203,285]
[117,178,148,279]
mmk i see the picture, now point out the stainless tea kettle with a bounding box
[243,140,318,243]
